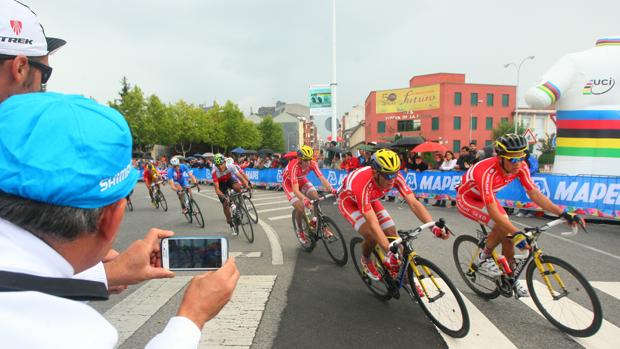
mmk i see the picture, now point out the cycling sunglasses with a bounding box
[500,154,527,164]
[380,172,398,180]
[0,55,52,84]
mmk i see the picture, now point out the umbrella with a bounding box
[192,153,205,158]
[245,150,258,154]
[283,151,297,159]
[231,147,246,154]
[356,144,376,152]
[392,136,425,147]
[258,148,274,155]
[202,152,214,158]
[411,141,448,153]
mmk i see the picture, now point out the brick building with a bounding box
[365,73,516,152]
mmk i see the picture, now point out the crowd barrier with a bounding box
[143,168,620,219]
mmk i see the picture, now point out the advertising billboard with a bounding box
[376,84,440,114]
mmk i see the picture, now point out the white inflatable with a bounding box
[525,36,620,176]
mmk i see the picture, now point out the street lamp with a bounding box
[504,55,535,133]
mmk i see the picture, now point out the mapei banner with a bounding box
[375,85,440,114]
[176,167,620,219]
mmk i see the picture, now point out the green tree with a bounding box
[170,100,202,156]
[238,119,262,149]
[220,101,247,151]
[109,81,151,152]
[258,115,285,152]
[146,94,174,145]
[492,119,527,140]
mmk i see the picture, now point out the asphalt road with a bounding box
[92,184,620,349]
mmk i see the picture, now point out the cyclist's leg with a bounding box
[219,181,233,225]
[284,180,305,229]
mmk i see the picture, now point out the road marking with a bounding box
[268,214,291,221]
[253,200,290,207]
[440,291,516,349]
[591,281,620,300]
[249,193,285,198]
[257,207,291,213]
[519,280,620,349]
[258,219,284,265]
[200,275,277,348]
[513,221,620,261]
[104,276,193,347]
[193,191,283,265]
[230,251,262,258]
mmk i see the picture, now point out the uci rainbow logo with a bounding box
[582,78,615,95]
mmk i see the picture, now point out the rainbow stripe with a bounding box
[582,81,593,95]
[555,110,620,158]
[536,81,561,104]
[596,38,620,46]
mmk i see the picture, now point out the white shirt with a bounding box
[0,218,201,349]
[439,159,457,171]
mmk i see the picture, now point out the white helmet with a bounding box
[170,157,180,166]
[225,157,234,165]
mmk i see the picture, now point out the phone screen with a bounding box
[167,238,225,269]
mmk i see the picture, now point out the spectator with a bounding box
[263,155,272,169]
[332,153,342,169]
[436,151,457,207]
[455,146,473,171]
[0,92,239,348]
[408,155,429,172]
[271,154,281,168]
[469,141,482,163]
[317,150,325,168]
[358,149,372,167]
[431,152,444,169]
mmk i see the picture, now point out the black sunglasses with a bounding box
[0,54,53,84]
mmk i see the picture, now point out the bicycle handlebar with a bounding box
[526,217,586,237]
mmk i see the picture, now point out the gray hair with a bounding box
[0,192,104,242]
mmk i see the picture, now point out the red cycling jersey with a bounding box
[458,157,536,205]
[283,158,324,186]
[339,166,412,213]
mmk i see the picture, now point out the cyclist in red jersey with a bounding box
[338,149,448,281]
[456,134,585,296]
[283,145,334,244]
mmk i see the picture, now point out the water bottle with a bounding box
[310,216,317,228]
[230,202,237,212]
[497,255,512,275]
[513,233,529,251]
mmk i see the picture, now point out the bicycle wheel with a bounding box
[244,195,259,223]
[190,199,205,228]
[526,255,602,337]
[157,189,168,212]
[238,204,255,243]
[126,197,133,211]
[320,216,348,266]
[350,237,391,301]
[408,257,470,338]
[291,210,316,252]
[453,234,500,299]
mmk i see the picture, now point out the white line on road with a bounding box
[251,196,286,202]
[249,193,285,199]
[268,214,291,221]
[253,200,290,207]
[257,207,291,213]
[591,281,620,300]
[104,276,193,347]
[230,251,262,258]
[513,221,620,261]
[193,191,284,265]
[440,291,517,349]
[519,280,620,349]
[200,275,277,348]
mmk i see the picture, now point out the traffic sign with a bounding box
[524,128,537,144]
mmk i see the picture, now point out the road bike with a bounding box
[350,219,469,338]
[291,193,348,266]
[242,187,258,224]
[227,188,254,243]
[180,184,204,228]
[151,181,168,211]
[453,218,602,337]
[126,191,134,212]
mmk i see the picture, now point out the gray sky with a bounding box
[27,0,620,114]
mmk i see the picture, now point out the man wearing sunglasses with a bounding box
[456,133,585,297]
[0,0,64,102]
[338,149,446,281]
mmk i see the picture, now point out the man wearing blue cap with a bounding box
[0,93,240,348]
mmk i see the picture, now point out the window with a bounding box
[432,117,439,130]
[453,116,461,130]
[501,117,509,125]
[397,120,421,132]
[487,93,494,106]
[485,116,493,130]
[471,92,479,106]
[485,140,493,147]
[502,94,510,107]
[454,92,462,106]
[378,121,386,133]
[453,140,461,153]
[471,116,478,130]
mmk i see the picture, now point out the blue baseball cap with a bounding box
[0,92,138,209]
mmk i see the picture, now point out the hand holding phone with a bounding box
[161,236,229,271]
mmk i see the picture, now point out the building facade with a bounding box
[365,73,516,152]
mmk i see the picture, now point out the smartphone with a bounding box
[161,236,228,271]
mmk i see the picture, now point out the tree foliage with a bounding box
[492,119,527,140]
[258,116,285,152]
[109,78,266,154]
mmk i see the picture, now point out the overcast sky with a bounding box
[27,0,619,115]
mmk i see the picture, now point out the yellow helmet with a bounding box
[297,145,314,160]
[371,149,401,173]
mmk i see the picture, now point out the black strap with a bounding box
[0,270,109,301]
